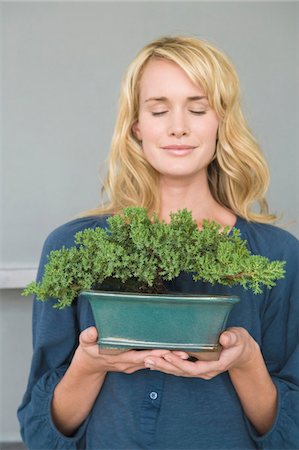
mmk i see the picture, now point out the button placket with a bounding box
[138,372,165,447]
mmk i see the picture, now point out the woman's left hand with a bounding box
[144,327,260,379]
[144,327,277,436]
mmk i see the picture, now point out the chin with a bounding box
[160,171,200,180]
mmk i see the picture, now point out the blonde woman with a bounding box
[18,36,299,449]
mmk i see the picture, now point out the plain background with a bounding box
[1,1,298,442]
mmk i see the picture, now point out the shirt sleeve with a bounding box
[17,225,90,450]
[245,234,299,449]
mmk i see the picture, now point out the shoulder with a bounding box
[236,218,298,260]
[235,221,299,317]
[43,215,110,253]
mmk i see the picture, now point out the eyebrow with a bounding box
[144,96,207,103]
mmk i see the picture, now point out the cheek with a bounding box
[137,113,164,142]
[140,130,163,152]
[141,143,163,171]
[199,124,218,145]
[207,116,219,139]
[142,146,157,164]
[208,127,218,143]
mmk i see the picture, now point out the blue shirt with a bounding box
[18,216,299,449]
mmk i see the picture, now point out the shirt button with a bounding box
[149,391,158,400]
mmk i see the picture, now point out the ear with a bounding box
[132,120,142,141]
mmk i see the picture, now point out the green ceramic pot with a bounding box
[80,290,239,353]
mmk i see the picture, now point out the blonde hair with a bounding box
[86,35,277,223]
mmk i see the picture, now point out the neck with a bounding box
[159,175,236,229]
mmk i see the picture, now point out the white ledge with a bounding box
[0,269,37,289]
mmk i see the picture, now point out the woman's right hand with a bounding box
[52,326,187,435]
[74,326,173,376]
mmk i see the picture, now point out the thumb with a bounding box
[220,330,237,348]
[80,326,98,346]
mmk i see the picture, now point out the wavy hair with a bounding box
[85,35,276,223]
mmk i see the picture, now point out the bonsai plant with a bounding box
[23,207,285,353]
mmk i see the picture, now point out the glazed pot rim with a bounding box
[79,289,240,303]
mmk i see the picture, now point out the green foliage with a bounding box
[22,207,286,308]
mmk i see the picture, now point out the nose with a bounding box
[168,111,189,138]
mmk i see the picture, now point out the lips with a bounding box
[162,145,196,150]
[161,145,196,156]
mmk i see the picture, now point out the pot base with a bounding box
[99,337,220,352]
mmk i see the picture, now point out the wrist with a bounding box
[72,345,107,380]
[230,339,261,374]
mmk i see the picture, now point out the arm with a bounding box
[52,327,171,436]
[144,327,277,434]
[144,234,299,448]
[51,327,107,437]
[18,219,185,447]
[223,330,277,435]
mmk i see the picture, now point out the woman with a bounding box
[18,36,299,449]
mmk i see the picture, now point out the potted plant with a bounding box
[23,207,285,357]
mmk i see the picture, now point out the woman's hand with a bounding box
[74,326,188,377]
[52,326,187,436]
[143,327,260,379]
[143,326,277,435]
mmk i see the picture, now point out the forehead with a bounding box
[138,58,205,100]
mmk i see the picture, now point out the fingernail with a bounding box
[144,359,155,366]
[178,353,189,359]
[88,330,96,340]
[224,332,233,345]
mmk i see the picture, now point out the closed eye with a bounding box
[151,110,207,117]
[152,111,168,116]
[190,110,206,115]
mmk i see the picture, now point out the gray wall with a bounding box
[1,1,298,442]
